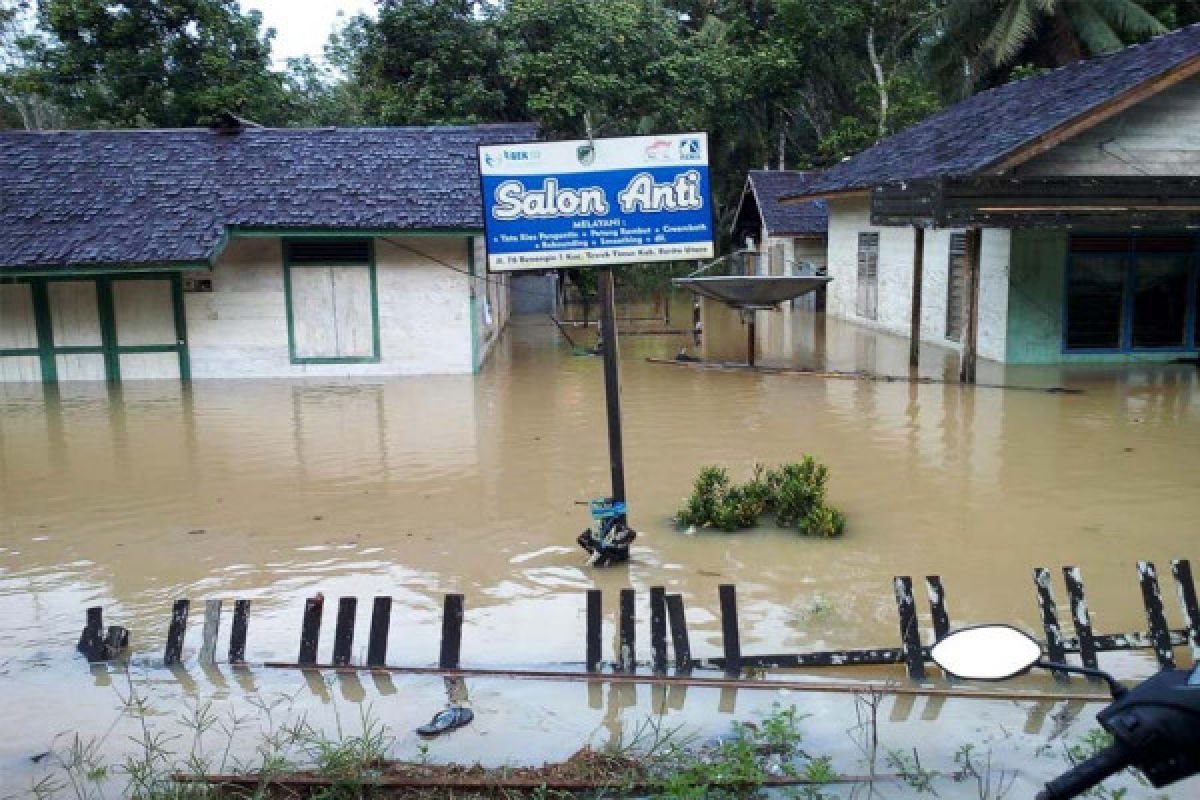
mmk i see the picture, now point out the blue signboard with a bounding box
[478,133,715,271]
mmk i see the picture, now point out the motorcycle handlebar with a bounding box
[1036,744,1131,800]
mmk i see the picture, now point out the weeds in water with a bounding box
[952,743,1016,800]
[886,746,940,794]
[676,460,846,536]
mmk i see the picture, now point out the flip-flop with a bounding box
[416,705,474,737]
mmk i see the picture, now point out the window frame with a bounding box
[1061,233,1200,355]
[856,232,879,321]
[282,238,381,365]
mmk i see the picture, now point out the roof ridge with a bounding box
[0,122,538,136]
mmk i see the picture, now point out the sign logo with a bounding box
[680,137,702,160]
[644,139,673,161]
[576,144,596,166]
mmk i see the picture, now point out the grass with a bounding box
[676,460,847,536]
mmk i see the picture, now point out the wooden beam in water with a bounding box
[164,599,190,666]
[199,599,221,666]
[229,600,250,665]
[1062,567,1099,678]
[619,589,636,673]
[439,594,465,670]
[298,595,323,665]
[649,586,668,674]
[925,576,950,642]
[909,227,924,370]
[333,597,357,667]
[665,593,692,674]
[718,584,742,677]
[366,597,392,668]
[1033,568,1068,681]
[1172,559,1200,661]
[585,590,602,672]
[1137,561,1176,670]
[893,577,925,681]
[958,227,981,384]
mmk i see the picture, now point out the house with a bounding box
[730,169,829,282]
[785,23,1200,371]
[0,119,537,384]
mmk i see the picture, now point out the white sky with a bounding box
[243,0,378,64]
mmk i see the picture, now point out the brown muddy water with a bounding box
[2,305,1199,796]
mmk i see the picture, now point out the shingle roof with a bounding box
[741,170,828,236]
[793,23,1200,198]
[0,123,538,269]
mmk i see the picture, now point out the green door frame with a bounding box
[0,274,190,384]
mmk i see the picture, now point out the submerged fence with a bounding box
[80,559,1200,687]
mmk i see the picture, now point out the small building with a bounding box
[731,169,829,281]
[0,119,536,383]
[786,24,1200,367]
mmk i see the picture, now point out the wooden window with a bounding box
[856,232,879,320]
[945,233,967,341]
[283,239,380,364]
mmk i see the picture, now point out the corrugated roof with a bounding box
[0,123,538,269]
[792,23,1200,198]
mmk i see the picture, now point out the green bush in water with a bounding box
[676,459,846,537]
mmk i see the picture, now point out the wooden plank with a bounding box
[199,599,221,666]
[333,597,357,667]
[909,227,924,370]
[1172,559,1200,661]
[366,597,392,668]
[1137,561,1176,670]
[706,648,920,669]
[228,600,250,664]
[665,593,692,674]
[164,599,190,666]
[586,590,602,672]
[298,595,323,665]
[925,576,950,641]
[649,587,667,674]
[1033,568,1068,681]
[439,594,464,670]
[958,228,981,384]
[619,589,636,673]
[718,584,742,677]
[1062,566,1099,677]
[893,577,925,681]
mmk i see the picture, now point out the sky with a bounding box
[243,0,378,64]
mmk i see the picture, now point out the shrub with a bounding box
[676,459,846,537]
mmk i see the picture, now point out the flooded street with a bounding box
[2,304,1199,795]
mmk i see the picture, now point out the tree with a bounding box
[20,0,289,128]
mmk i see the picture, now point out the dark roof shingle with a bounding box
[743,170,828,235]
[795,23,1200,197]
[0,123,537,269]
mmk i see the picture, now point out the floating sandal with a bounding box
[416,705,474,737]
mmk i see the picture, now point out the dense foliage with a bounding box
[3,0,1200,233]
[676,460,847,536]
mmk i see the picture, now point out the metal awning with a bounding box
[871,175,1200,228]
[672,275,831,310]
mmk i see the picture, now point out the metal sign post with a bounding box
[477,131,715,565]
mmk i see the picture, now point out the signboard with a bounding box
[478,133,715,271]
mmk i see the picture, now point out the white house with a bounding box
[786,23,1200,367]
[0,118,535,383]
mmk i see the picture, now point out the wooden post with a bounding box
[924,576,950,642]
[333,597,357,667]
[665,594,692,674]
[229,600,250,664]
[199,599,221,665]
[1137,561,1176,670]
[298,595,323,665]
[649,586,668,674]
[893,577,925,681]
[164,599,190,666]
[909,227,924,371]
[78,607,105,661]
[718,584,742,677]
[367,597,392,667]
[746,312,756,367]
[619,589,636,672]
[439,594,465,670]
[959,228,982,384]
[1062,567,1099,677]
[597,268,626,516]
[1171,559,1200,662]
[586,589,603,672]
[1033,568,1068,681]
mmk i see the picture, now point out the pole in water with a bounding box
[575,267,637,567]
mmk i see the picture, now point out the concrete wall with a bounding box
[824,196,1010,362]
[1016,75,1200,176]
[510,273,558,315]
[187,236,480,378]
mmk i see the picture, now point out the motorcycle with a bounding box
[931,624,1200,799]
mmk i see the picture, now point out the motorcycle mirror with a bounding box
[931,624,1042,681]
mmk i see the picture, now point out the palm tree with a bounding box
[932,0,1168,93]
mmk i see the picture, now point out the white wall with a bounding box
[186,236,477,378]
[824,196,1010,362]
[1016,74,1200,176]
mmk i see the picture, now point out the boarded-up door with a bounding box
[284,239,379,365]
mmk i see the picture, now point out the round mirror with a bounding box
[930,624,1042,681]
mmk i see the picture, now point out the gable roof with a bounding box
[790,22,1200,200]
[733,170,828,238]
[0,123,537,270]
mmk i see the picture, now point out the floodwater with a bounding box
[2,303,1199,796]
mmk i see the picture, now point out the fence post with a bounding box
[1138,561,1176,670]
[1033,568,1067,682]
[1062,566,1099,679]
[894,577,925,681]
